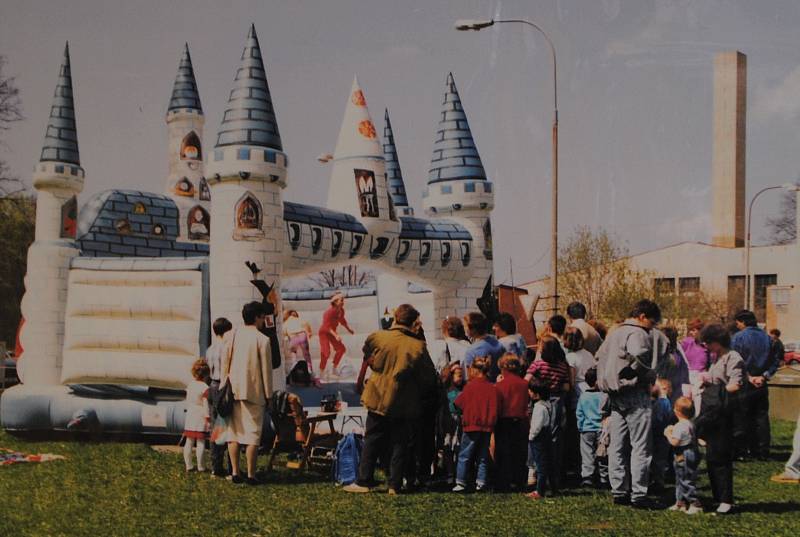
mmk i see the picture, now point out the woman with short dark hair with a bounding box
[696,323,744,515]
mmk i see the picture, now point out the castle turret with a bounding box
[423,73,495,321]
[206,25,288,375]
[18,43,85,385]
[326,77,398,258]
[165,44,208,242]
[382,109,412,217]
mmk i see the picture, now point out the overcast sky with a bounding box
[2,0,800,284]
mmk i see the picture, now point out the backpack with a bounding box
[333,432,363,485]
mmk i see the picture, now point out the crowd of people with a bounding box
[182,294,800,513]
[340,299,793,514]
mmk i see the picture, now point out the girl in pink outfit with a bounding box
[681,319,710,386]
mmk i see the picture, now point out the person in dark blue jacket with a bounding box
[730,310,781,459]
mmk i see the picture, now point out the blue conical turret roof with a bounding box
[427,72,486,185]
[383,109,410,209]
[214,24,282,150]
[167,43,202,114]
[40,43,80,165]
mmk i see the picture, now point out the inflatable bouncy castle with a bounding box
[1,25,496,438]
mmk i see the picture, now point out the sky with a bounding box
[2,0,800,285]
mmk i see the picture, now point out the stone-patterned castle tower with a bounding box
[383,109,413,217]
[423,73,494,322]
[18,43,86,385]
[206,25,288,343]
[165,44,208,243]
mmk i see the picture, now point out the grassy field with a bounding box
[0,421,798,537]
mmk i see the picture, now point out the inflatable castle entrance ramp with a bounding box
[2,26,498,439]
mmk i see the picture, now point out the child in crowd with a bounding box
[665,397,703,514]
[651,378,675,490]
[204,317,232,477]
[184,359,211,473]
[575,367,608,488]
[494,354,530,491]
[437,361,465,486]
[453,357,500,492]
[527,379,556,499]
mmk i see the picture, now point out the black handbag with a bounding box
[215,331,236,418]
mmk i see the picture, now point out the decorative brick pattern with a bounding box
[167,44,202,114]
[382,109,412,214]
[39,44,80,165]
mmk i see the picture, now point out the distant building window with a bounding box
[214,150,224,162]
[237,148,251,160]
[654,277,675,297]
[754,274,778,322]
[264,150,277,163]
[441,185,452,194]
[727,275,746,318]
[55,165,65,174]
[464,182,476,193]
[679,277,700,296]
[483,183,493,193]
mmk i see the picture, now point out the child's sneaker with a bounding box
[451,484,466,493]
[715,503,733,515]
[686,503,703,515]
[668,502,687,512]
[526,491,542,500]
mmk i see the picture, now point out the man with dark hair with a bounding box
[595,299,661,508]
[344,304,437,495]
[546,314,568,337]
[222,301,273,485]
[205,317,233,478]
[493,312,527,359]
[566,301,603,355]
[731,310,779,459]
[463,311,505,381]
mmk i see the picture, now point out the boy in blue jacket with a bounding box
[576,368,609,487]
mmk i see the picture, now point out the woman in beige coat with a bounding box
[221,301,273,485]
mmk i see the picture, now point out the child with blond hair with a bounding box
[665,397,702,514]
[184,359,211,472]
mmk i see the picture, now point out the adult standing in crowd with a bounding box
[434,316,470,374]
[566,301,603,355]
[697,323,744,515]
[463,312,505,381]
[731,310,780,460]
[344,304,438,495]
[318,293,355,380]
[680,319,710,386]
[221,301,273,485]
[493,312,528,359]
[205,317,233,478]
[771,410,800,484]
[596,299,661,508]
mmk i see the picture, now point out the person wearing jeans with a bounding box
[452,356,500,492]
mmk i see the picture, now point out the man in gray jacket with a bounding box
[596,299,661,507]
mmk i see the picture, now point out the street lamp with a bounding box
[455,17,560,313]
[745,183,800,310]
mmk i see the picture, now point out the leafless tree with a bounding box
[311,264,373,289]
[0,55,25,197]
[764,179,799,245]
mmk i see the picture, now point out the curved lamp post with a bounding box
[745,183,800,310]
[455,18,560,313]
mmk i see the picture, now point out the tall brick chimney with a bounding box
[711,51,746,248]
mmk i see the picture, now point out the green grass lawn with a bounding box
[0,421,798,537]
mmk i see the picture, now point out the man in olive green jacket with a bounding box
[344,304,437,494]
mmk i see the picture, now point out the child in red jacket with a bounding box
[494,354,530,491]
[453,357,501,492]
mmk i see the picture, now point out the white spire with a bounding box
[333,76,382,162]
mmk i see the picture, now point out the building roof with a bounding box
[399,216,472,241]
[214,24,282,150]
[167,43,203,114]
[283,201,368,234]
[382,109,411,210]
[427,72,486,185]
[40,43,80,165]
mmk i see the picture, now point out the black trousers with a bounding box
[494,417,528,491]
[707,461,734,504]
[356,412,410,490]
[732,383,771,457]
[405,406,437,486]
